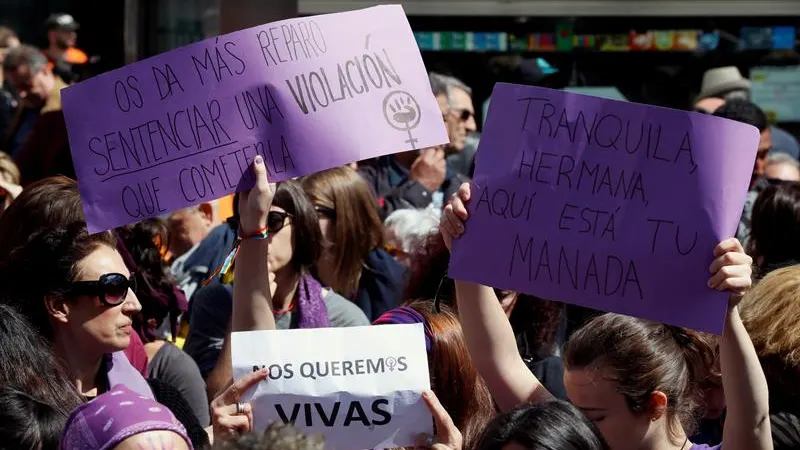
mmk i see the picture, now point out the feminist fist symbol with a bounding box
[389,96,418,124]
[382,90,422,149]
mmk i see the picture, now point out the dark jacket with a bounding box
[359,156,468,219]
[8,77,75,186]
[354,248,406,321]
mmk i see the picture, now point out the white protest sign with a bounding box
[232,324,432,450]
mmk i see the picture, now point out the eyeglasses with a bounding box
[68,273,136,307]
[448,109,474,122]
[267,211,293,234]
[314,205,337,220]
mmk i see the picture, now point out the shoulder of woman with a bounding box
[322,289,370,326]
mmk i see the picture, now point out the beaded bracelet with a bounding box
[203,226,270,286]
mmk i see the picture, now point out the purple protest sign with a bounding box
[449,83,759,334]
[61,5,448,233]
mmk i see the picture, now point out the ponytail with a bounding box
[566,314,718,445]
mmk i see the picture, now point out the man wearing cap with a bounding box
[44,13,88,83]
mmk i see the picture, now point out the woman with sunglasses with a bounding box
[301,166,406,320]
[0,177,212,448]
[0,223,151,400]
[189,174,369,396]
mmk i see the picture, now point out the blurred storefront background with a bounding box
[1,0,799,131]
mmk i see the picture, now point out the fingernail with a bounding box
[260,368,269,377]
[422,391,431,399]
[255,155,263,165]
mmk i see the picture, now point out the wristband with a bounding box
[240,226,269,240]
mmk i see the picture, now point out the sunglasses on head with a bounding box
[68,273,136,307]
[314,205,337,220]
[267,211,293,234]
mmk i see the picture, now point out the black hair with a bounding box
[0,222,116,339]
[273,180,322,273]
[749,181,800,273]
[712,99,769,132]
[0,303,83,411]
[0,387,70,450]
[475,400,609,450]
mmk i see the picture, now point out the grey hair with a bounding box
[767,152,800,170]
[429,72,472,107]
[2,44,48,73]
[384,207,441,254]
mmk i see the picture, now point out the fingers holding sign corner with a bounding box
[441,182,472,251]
[211,368,268,442]
[416,390,462,450]
[238,156,277,235]
[708,238,752,308]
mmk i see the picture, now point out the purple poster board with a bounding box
[62,5,448,233]
[449,83,759,333]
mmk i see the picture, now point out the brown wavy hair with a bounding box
[408,300,496,450]
[740,265,800,412]
[301,167,384,297]
[565,314,716,443]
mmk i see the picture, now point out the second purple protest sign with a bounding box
[62,5,448,233]
[449,83,759,334]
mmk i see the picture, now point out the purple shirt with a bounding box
[690,445,721,450]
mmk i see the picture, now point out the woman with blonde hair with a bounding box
[740,266,800,448]
[301,166,406,320]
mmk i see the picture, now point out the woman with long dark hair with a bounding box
[441,183,771,450]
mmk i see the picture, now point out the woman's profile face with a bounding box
[67,245,141,355]
[267,205,295,274]
[564,368,651,450]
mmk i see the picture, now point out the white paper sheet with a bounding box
[232,324,433,450]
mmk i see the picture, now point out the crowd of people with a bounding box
[1,12,800,450]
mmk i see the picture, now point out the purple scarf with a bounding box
[294,274,330,328]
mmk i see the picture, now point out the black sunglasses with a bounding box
[447,109,474,122]
[314,205,337,220]
[267,211,293,234]
[69,273,136,307]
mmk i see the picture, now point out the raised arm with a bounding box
[232,155,277,332]
[709,238,772,450]
[442,183,552,412]
[207,156,277,397]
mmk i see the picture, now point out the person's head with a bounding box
[692,97,725,114]
[373,301,496,449]
[475,400,609,450]
[3,44,55,108]
[269,180,322,279]
[0,302,83,412]
[45,13,79,50]
[167,202,215,258]
[740,266,800,412]
[383,208,440,266]
[301,167,383,296]
[0,222,141,358]
[764,153,800,182]
[564,314,715,450]
[507,294,564,359]
[61,384,192,450]
[0,176,84,261]
[0,26,20,65]
[0,388,69,450]
[213,422,325,450]
[749,181,800,271]
[430,72,476,153]
[713,99,771,186]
